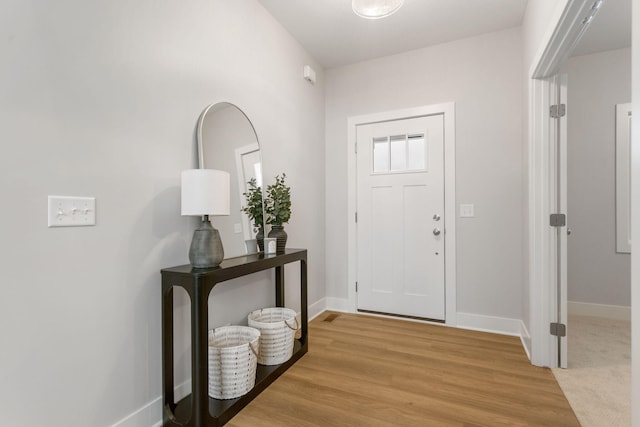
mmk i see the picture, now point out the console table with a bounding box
[161,248,308,427]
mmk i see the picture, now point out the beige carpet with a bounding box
[552,315,631,427]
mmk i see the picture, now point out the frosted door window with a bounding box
[407,135,425,170]
[390,135,407,171]
[371,133,426,174]
[373,137,389,173]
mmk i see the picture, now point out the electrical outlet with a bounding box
[48,196,96,227]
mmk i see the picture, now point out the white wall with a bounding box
[0,1,325,426]
[564,48,631,307]
[325,28,524,321]
[630,1,639,424]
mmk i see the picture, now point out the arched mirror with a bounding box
[197,102,265,257]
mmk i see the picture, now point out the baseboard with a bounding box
[456,312,523,337]
[324,297,352,313]
[568,301,631,321]
[109,396,161,427]
[308,297,327,321]
[109,379,191,427]
[519,320,532,360]
[322,303,527,340]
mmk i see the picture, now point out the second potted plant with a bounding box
[265,173,291,253]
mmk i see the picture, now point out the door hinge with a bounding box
[355,281,358,292]
[550,322,566,337]
[355,142,357,154]
[550,213,566,227]
[355,212,358,223]
[550,104,566,119]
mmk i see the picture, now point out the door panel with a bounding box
[357,114,445,320]
[551,74,568,368]
[559,74,568,368]
[370,185,394,294]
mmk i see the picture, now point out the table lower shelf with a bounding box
[170,340,307,426]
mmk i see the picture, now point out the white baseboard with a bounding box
[325,297,352,312]
[109,379,191,427]
[456,312,523,337]
[308,298,327,321]
[519,320,532,360]
[109,396,161,427]
[568,301,631,321]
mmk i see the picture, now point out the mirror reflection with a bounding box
[197,102,264,257]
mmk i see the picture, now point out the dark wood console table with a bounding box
[161,248,308,427]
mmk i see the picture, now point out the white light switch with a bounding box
[460,204,475,218]
[48,196,96,227]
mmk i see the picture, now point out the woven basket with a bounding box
[208,325,260,400]
[248,307,299,365]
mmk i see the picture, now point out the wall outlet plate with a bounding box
[48,196,96,227]
[460,204,475,218]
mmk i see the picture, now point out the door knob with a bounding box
[433,228,441,236]
[433,214,441,221]
[567,228,572,236]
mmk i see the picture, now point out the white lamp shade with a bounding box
[181,169,230,216]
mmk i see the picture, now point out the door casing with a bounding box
[528,0,598,367]
[347,103,456,325]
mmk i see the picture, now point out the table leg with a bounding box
[300,259,308,344]
[162,285,176,423]
[275,266,284,307]
[191,282,210,426]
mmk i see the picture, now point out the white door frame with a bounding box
[528,0,600,367]
[347,103,457,325]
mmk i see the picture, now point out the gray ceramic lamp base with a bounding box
[189,218,224,268]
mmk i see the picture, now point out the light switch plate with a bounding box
[48,196,96,227]
[460,204,475,218]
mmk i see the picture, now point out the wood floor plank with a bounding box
[227,312,580,427]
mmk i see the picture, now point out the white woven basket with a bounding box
[248,307,299,366]
[208,325,260,400]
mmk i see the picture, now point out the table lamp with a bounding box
[181,169,230,268]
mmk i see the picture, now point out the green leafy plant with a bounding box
[242,178,264,228]
[265,173,291,226]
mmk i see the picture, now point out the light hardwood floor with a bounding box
[228,312,580,427]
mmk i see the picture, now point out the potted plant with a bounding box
[242,177,265,251]
[265,173,291,253]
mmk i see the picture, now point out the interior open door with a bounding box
[550,74,568,368]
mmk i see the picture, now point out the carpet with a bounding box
[552,315,631,427]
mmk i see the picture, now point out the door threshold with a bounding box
[357,309,445,324]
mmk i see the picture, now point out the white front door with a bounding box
[356,114,445,320]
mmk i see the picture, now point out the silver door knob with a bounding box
[433,228,441,236]
[433,214,441,221]
[567,228,572,236]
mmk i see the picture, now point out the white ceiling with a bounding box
[571,0,631,57]
[258,0,631,69]
[258,0,528,69]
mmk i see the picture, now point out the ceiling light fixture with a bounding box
[352,0,404,19]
